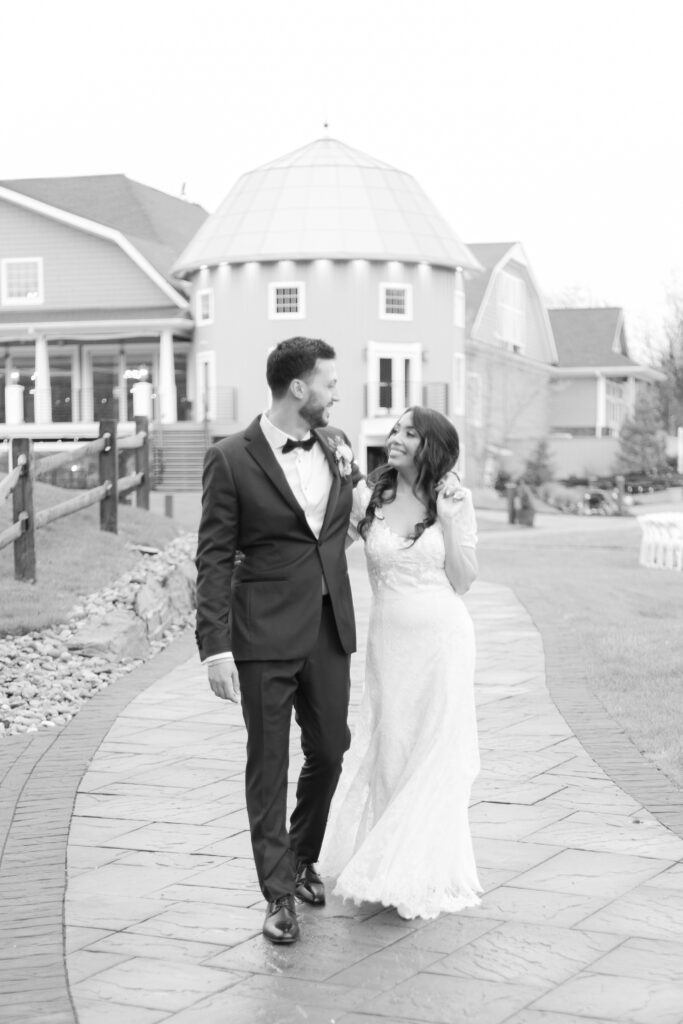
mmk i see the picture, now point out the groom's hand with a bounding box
[208,658,241,703]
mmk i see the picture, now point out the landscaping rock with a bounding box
[134,578,168,640]
[67,612,150,660]
[0,533,197,738]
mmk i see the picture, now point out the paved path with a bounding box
[3,522,683,1023]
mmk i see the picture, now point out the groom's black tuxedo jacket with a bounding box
[195,417,363,662]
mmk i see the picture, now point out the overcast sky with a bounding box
[2,0,682,348]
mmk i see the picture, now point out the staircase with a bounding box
[151,423,210,491]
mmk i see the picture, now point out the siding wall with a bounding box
[547,435,619,478]
[0,199,168,311]
[550,378,596,428]
[465,263,554,484]
[191,258,463,454]
[465,344,550,482]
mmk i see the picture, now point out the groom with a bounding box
[195,337,362,944]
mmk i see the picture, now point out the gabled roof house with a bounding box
[547,307,665,477]
[0,174,206,431]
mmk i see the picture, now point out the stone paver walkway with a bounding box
[57,543,683,1024]
[3,503,683,1024]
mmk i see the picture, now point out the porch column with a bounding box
[81,349,94,422]
[34,335,53,424]
[117,348,127,423]
[625,376,637,416]
[595,375,606,437]
[72,346,82,422]
[158,329,177,424]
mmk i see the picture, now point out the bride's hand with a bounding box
[436,477,471,521]
[436,469,461,495]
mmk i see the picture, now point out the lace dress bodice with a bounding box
[351,479,477,597]
[366,519,454,596]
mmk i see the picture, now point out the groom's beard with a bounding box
[300,399,330,429]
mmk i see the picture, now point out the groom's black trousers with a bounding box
[237,599,352,901]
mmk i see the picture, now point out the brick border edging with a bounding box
[511,584,683,841]
[0,630,197,1024]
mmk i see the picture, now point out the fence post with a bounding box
[134,414,150,510]
[11,438,36,582]
[505,482,517,525]
[99,419,118,533]
[615,474,625,516]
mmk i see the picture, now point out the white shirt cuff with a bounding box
[202,652,234,665]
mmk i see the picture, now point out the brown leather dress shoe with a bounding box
[263,894,299,944]
[295,862,326,905]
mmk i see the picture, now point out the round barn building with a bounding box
[173,137,480,474]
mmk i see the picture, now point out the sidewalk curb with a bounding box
[513,587,683,841]
[0,630,196,1024]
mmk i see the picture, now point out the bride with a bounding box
[320,406,481,920]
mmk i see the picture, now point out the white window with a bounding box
[1,257,44,305]
[496,271,525,350]
[379,283,413,321]
[452,353,466,416]
[196,288,214,324]
[269,281,305,319]
[367,341,422,417]
[605,379,626,434]
[467,371,483,427]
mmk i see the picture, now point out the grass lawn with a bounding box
[478,516,683,789]
[0,482,183,635]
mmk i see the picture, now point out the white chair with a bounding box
[638,513,683,570]
[637,515,657,567]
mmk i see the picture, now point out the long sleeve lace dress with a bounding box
[320,481,481,920]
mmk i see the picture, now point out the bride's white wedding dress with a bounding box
[320,481,481,920]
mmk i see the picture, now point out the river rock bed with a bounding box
[0,533,197,737]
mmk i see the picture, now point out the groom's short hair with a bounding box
[267,337,336,397]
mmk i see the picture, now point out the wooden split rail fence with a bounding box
[0,417,150,582]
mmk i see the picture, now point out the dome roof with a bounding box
[173,138,480,276]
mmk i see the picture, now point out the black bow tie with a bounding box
[282,435,317,454]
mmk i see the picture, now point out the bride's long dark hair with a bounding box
[359,407,460,544]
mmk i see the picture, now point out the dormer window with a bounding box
[196,288,214,324]
[380,283,413,321]
[1,257,43,305]
[269,281,305,319]
[496,271,525,350]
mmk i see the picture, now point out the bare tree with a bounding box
[655,288,683,434]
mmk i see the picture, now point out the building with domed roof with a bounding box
[172,137,481,474]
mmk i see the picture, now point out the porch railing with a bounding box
[1,386,197,425]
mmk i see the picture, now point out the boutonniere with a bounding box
[326,435,354,478]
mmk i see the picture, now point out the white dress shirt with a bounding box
[205,414,334,664]
[259,414,333,538]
